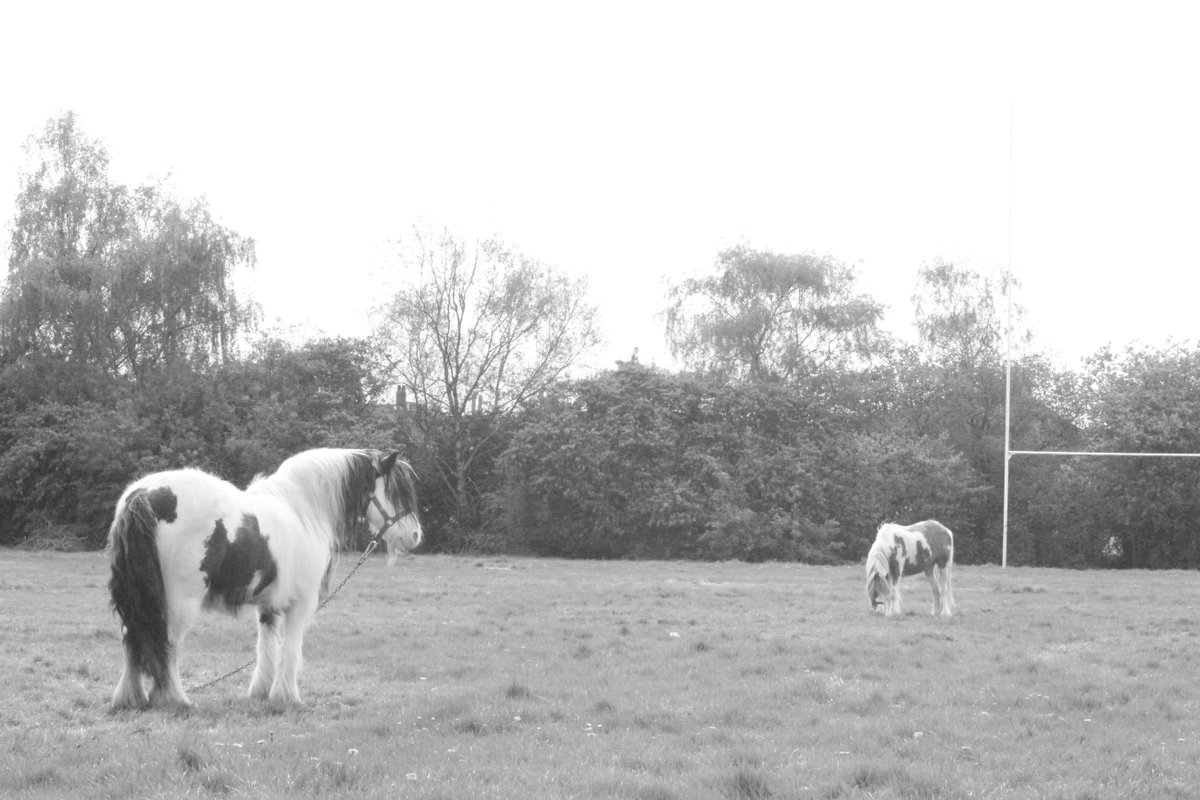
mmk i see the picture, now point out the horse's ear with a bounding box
[378,451,399,476]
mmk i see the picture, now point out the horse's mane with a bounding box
[865,530,892,579]
[247,449,381,547]
[866,522,906,581]
[246,448,421,549]
[384,458,421,520]
[872,522,899,548]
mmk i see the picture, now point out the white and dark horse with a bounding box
[107,448,422,710]
[865,520,955,617]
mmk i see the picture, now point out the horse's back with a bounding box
[902,520,953,571]
[121,467,240,508]
[117,469,244,567]
[905,520,953,552]
[123,467,242,519]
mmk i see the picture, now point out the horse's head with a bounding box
[367,451,423,552]
[866,572,891,613]
[865,542,893,614]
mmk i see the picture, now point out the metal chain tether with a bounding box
[188,539,381,694]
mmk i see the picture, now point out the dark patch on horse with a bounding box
[900,539,933,576]
[259,609,279,628]
[146,486,178,523]
[889,535,905,581]
[886,553,900,583]
[922,525,953,566]
[200,514,278,612]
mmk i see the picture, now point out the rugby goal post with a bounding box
[1000,446,1200,568]
[997,103,1200,565]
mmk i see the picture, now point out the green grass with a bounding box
[0,550,1197,799]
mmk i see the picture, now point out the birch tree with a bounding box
[665,244,884,380]
[1,112,256,378]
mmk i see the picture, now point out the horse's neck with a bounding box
[251,471,347,533]
[866,544,887,574]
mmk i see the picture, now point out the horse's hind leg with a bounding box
[149,634,192,709]
[936,564,954,617]
[149,597,200,709]
[111,640,149,710]
[926,570,943,616]
[249,609,282,700]
[147,644,191,708]
[943,562,956,615]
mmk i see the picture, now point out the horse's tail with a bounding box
[941,524,956,613]
[944,542,956,612]
[107,488,170,687]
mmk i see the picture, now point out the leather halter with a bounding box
[368,493,410,542]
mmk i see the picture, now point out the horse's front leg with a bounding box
[249,608,282,700]
[888,581,902,617]
[271,598,317,705]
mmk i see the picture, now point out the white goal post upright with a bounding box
[1002,100,1014,569]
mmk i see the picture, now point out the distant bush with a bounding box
[489,364,983,562]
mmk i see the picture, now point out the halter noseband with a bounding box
[368,493,409,542]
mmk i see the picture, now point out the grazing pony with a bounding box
[107,448,422,710]
[865,520,955,617]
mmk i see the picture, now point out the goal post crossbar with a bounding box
[1009,450,1200,458]
[1002,448,1200,567]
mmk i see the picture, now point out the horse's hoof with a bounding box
[109,699,148,713]
[149,691,193,712]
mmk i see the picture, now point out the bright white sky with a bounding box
[2,1,1198,372]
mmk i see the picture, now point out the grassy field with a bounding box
[0,550,1196,800]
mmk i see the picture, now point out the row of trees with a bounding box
[3,113,1198,568]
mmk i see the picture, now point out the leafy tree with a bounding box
[0,335,394,548]
[0,397,153,547]
[912,258,1017,371]
[2,112,127,366]
[1,112,256,377]
[494,364,980,562]
[107,184,257,376]
[664,244,884,380]
[1075,343,1200,567]
[495,365,740,559]
[905,261,1021,560]
[210,336,388,479]
[373,226,601,542]
[1005,456,1105,568]
[908,259,1023,451]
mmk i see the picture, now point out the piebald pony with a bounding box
[107,448,422,709]
[865,520,955,617]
